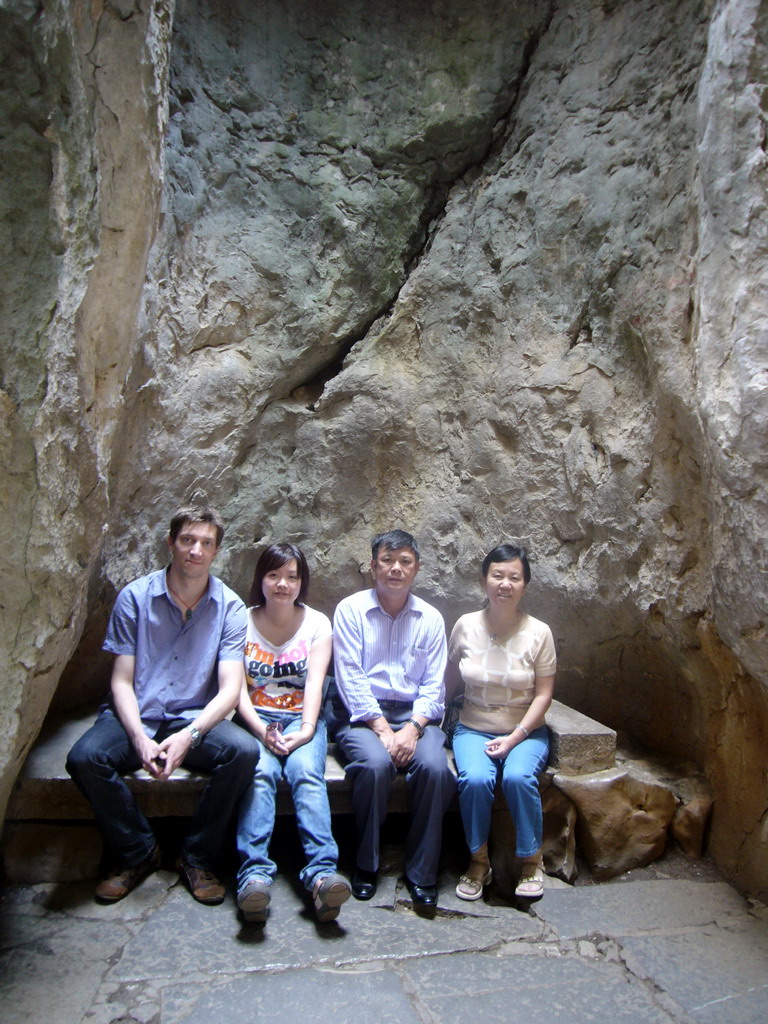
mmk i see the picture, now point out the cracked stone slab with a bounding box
[110,875,544,981]
[84,980,164,1024]
[2,872,764,1024]
[161,964,422,1024]
[0,907,131,1024]
[402,948,690,1024]
[620,918,768,1024]
[0,872,178,922]
[536,880,750,939]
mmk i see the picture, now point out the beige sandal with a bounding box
[455,867,492,901]
[515,864,545,898]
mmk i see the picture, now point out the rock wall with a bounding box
[1,0,171,815]
[1,0,766,896]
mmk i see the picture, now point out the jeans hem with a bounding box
[238,873,273,894]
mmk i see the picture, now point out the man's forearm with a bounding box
[113,693,146,747]
[110,664,146,749]
[186,664,241,737]
[184,693,230,737]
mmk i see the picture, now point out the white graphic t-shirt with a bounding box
[244,605,332,714]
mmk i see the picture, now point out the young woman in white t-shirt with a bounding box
[235,542,350,924]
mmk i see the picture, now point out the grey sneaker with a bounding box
[237,879,271,923]
[312,873,351,923]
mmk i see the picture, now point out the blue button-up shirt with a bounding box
[333,588,447,723]
[102,568,247,720]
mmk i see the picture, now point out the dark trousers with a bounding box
[334,704,456,886]
[66,712,260,870]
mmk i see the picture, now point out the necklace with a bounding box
[167,580,206,620]
[485,608,522,642]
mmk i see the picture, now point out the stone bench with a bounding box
[2,700,619,885]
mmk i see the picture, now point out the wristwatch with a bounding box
[186,723,202,748]
[408,718,426,738]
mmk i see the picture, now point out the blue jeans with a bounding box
[452,722,549,858]
[66,711,260,869]
[236,712,338,895]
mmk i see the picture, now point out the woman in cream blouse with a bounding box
[446,544,556,901]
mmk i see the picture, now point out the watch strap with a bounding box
[186,723,202,748]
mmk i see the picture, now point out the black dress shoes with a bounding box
[351,867,378,901]
[405,876,438,906]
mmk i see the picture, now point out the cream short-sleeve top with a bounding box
[448,610,556,734]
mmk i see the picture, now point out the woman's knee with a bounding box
[458,768,495,793]
[253,757,283,788]
[502,767,538,794]
[285,755,326,789]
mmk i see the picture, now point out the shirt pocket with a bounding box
[405,644,431,683]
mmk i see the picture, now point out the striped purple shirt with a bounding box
[333,588,447,723]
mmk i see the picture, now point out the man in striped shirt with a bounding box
[332,530,456,907]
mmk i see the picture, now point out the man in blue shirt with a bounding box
[67,505,260,904]
[332,530,456,907]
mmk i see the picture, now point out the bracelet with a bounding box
[408,718,425,738]
[301,720,317,732]
[514,724,530,738]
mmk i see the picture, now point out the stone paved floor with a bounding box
[2,821,767,1024]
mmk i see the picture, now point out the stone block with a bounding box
[547,700,617,775]
[541,778,578,883]
[553,764,677,880]
[614,750,714,860]
[671,795,713,859]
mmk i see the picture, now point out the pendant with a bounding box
[185,608,193,620]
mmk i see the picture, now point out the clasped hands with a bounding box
[376,721,420,768]
[138,729,192,780]
[263,723,312,756]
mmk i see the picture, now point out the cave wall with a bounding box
[1,0,171,817]
[1,0,766,896]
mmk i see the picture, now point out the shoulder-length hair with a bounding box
[249,542,310,606]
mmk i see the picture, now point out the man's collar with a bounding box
[365,587,420,619]
[149,567,222,602]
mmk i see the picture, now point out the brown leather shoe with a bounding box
[94,844,161,903]
[176,858,225,904]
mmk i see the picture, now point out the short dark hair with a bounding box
[249,542,310,607]
[481,544,531,584]
[371,529,420,562]
[169,505,225,547]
